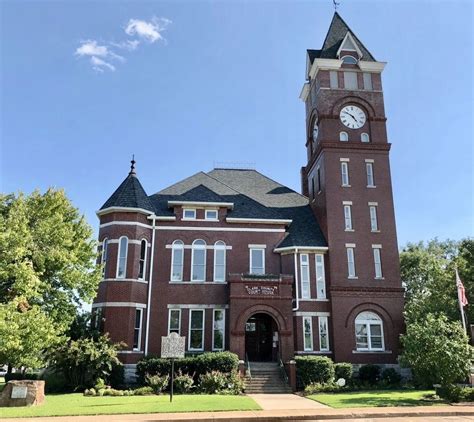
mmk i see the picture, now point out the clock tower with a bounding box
[300,13,404,364]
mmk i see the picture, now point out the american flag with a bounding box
[456,268,468,307]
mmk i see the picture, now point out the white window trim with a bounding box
[300,254,311,299]
[361,132,370,142]
[369,205,379,232]
[188,309,205,351]
[341,162,350,187]
[191,240,207,282]
[249,248,265,275]
[212,309,225,351]
[355,315,385,351]
[213,241,226,282]
[116,236,128,279]
[366,162,375,188]
[133,308,143,351]
[101,238,108,277]
[340,131,348,142]
[372,246,383,279]
[344,205,353,231]
[303,316,314,351]
[168,309,181,335]
[346,247,356,278]
[319,316,329,352]
[183,208,197,220]
[315,254,326,299]
[138,239,147,280]
[205,209,219,221]
[170,240,184,282]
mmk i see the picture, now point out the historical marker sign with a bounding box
[11,386,28,399]
[161,332,185,359]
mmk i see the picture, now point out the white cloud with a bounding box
[125,17,171,43]
[90,56,116,72]
[75,40,109,57]
[111,40,140,51]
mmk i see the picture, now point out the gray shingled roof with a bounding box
[309,12,375,63]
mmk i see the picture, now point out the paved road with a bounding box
[296,417,474,422]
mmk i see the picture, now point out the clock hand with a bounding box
[344,111,357,121]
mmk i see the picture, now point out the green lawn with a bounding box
[308,389,443,408]
[0,393,260,418]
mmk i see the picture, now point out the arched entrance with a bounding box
[245,313,279,362]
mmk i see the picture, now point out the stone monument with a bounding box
[0,380,45,407]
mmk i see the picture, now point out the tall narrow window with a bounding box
[213,241,226,282]
[339,131,348,142]
[300,254,310,299]
[366,162,375,187]
[311,177,315,199]
[355,311,384,351]
[303,316,313,351]
[138,239,147,280]
[369,205,378,231]
[373,247,383,278]
[168,309,181,335]
[363,72,373,90]
[191,240,206,281]
[341,162,349,186]
[133,308,143,350]
[189,309,205,351]
[101,238,109,277]
[344,205,353,230]
[171,240,184,281]
[213,309,225,351]
[315,254,326,299]
[347,246,356,278]
[250,248,265,275]
[319,316,329,351]
[116,236,128,278]
[316,168,321,192]
[344,71,358,89]
[329,70,338,88]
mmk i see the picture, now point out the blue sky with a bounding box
[1,0,472,246]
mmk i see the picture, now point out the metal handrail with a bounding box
[245,352,251,379]
[278,353,289,384]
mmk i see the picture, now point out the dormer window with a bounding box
[341,55,358,65]
[183,209,196,220]
[205,209,218,220]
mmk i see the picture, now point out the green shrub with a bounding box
[334,363,353,381]
[94,378,106,390]
[5,373,39,382]
[109,363,125,389]
[225,370,245,395]
[295,356,335,387]
[438,384,474,403]
[381,368,402,385]
[173,372,194,393]
[145,374,169,394]
[358,364,381,385]
[41,370,70,393]
[199,371,228,394]
[304,381,341,394]
[132,386,154,395]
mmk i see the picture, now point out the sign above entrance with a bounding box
[161,332,185,359]
[245,285,279,296]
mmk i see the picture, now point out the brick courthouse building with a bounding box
[93,13,405,384]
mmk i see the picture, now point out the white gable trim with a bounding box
[337,32,363,59]
[168,201,234,209]
[96,207,154,217]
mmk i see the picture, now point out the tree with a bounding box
[400,239,473,325]
[401,313,472,386]
[0,190,101,369]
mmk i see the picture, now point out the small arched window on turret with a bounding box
[340,131,348,142]
[361,133,370,143]
[138,239,147,280]
[116,236,128,278]
[341,55,358,65]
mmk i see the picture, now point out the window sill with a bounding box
[183,218,220,222]
[352,350,392,354]
[348,276,359,280]
[118,350,145,354]
[367,185,377,189]
[299,298,329,302]
[345,229,354,232]
[341,185,351,188]
[374,277,385,280]
[295,350,332,354]
[169,280,227,284]
[371,230,380,233]
[102,278,148,284]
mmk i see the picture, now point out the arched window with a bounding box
[191,240,206,281]
[116,236,128,278]
[171,240,184,282]
[339,131,348,142]
[101,238,109,277]
[341,55,358,65]
[355,311,384,351]
[214,241,226,282]
[361,133,370,143]
[138,239,147,280]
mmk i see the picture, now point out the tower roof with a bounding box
[100,161,154,213]
[309,12,376,63]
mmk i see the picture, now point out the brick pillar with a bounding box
[286,360,297,391]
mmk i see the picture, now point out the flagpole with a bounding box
[456,268,467,332]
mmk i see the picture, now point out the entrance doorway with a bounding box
[245,313,278,361]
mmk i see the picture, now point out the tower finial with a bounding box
[129,154,136,175]
[333,0,340,10]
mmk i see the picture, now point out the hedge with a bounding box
[136,351,239,385]
[334,362,353,381]
[295,356,335,388]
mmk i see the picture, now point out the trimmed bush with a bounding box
[437,385,474,403]
[334,363,353,381]
[173,372,194,393]
[145,374,169,394]
[304,381,341,394]
[295,356,335,387]
[358,364,381,385]
[199,371,228,394]
[381,368,402,386]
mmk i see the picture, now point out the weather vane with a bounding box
[333,0,340,10]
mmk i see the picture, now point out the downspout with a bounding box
[144,214,157,356]
[292,248,300,311]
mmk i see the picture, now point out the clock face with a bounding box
[340,105,366,129]
[312,121,319,140]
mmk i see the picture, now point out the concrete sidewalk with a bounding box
[248,393,329,410]
[2,405,474,422]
